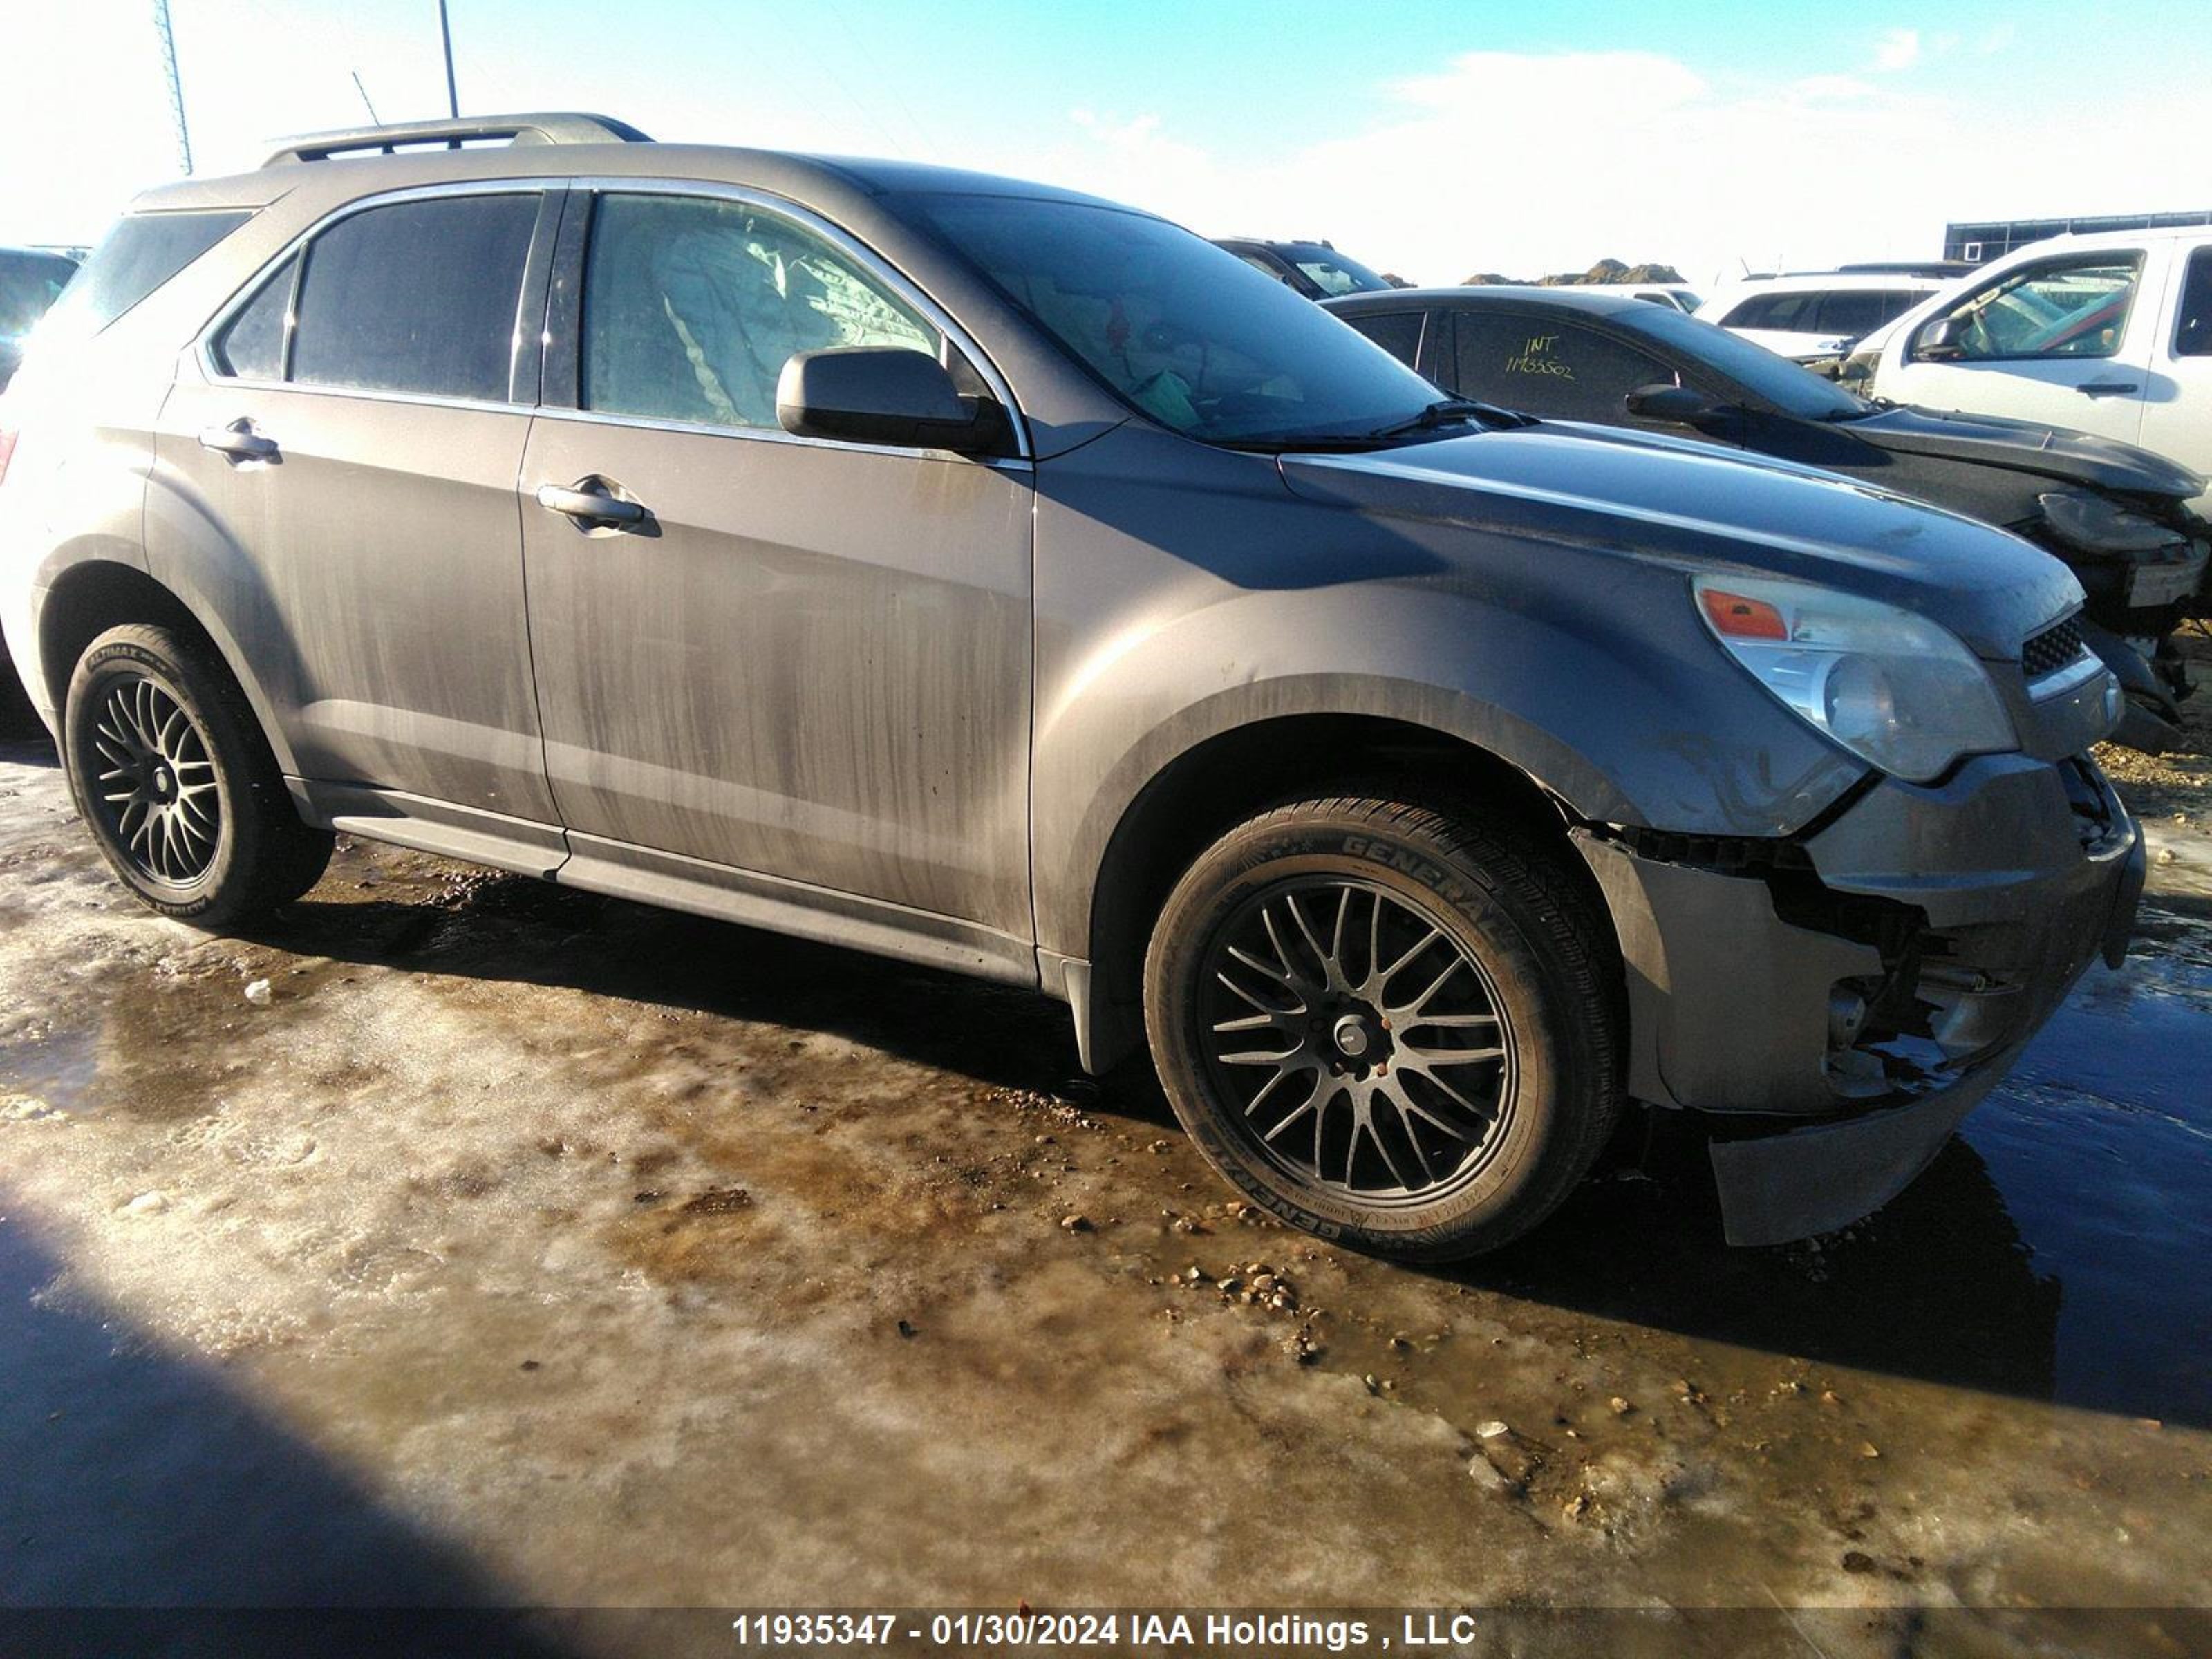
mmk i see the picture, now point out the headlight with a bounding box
[2037,489,2181,554]
[1693,575,2015,783]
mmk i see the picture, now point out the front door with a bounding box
[518,188,1034,939]
[1881,248,2153,447]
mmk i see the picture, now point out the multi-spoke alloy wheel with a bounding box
[1201,877,1515,1205]
[85,675,223,887]
[1146,796,1621,1261]
[63,624,333,926]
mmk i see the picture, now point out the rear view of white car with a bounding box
[1698,272,1945,362]
[1856,227,2212,514]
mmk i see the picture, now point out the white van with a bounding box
[1857,227,2212,509]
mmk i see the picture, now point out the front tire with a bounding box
[1144,796,1620,1260]
[62,624,332,927]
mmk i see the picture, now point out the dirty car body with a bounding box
[1327,285,2211,749]
[0,115,2141,1252]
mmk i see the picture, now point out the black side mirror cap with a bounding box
[1914,315,1967,362]
[1624,382,1714,423]
[776,347,1007,454]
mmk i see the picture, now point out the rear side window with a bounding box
[289,194,538,402]
[1719,291,1818,331]
[0,250,79,337]
[38,209,249,339]
[1454,314,1672,420]
[213,254,295,380]
[1341,310,1423,368]
[2175,247,2212,357]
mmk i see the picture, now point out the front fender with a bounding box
[1029,423,1864,962]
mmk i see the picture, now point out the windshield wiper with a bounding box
[1368,398,1534,439]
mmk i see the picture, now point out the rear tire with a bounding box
[1144,794,1620,1260]
[62,624,332,927]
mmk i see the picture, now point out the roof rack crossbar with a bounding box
[261,112,650,168]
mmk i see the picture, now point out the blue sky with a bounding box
[6,1,2205,288]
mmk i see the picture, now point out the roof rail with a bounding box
[261,112,651,168]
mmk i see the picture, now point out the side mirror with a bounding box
[1624,382,1714,423]
[1914,315,1968,362]
[776,347,1006,453]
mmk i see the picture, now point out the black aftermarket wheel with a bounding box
[63,624,332,927]
[1145,795,1621,1259]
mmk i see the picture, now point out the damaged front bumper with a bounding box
[1577,751,2144,1246]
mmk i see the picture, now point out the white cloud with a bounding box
[1873,28,1922,71]
[1009,48,2212,292]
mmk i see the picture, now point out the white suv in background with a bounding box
[1853,228,2212,511]
[1697,272,1946,362]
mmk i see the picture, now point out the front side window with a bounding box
[1931,254,2142,362]
[1453,314,1671,420]
[1814,288,1922,337]
[907,194,1440,445]
[2173,247,2212,358]
[288,194,538,401]
[581,193,938,431]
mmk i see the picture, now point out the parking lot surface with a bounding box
[1,731,2209,1656]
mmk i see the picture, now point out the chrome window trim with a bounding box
[526,402,1033,472]
[193,174,1034,462]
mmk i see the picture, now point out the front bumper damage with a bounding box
[1576,751,2143,1246]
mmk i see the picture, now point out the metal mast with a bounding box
[153,0,192,174]
[438,0,460,118]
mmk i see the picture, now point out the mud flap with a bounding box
[1707,1058,2016,1247]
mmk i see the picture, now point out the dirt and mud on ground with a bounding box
[1,713,2209,1658]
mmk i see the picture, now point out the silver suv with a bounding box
[0,115,2144,1257]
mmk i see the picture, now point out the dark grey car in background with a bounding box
[1327,284,2211,747]
[0,115,2143,1257]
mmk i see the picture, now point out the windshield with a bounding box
[0,250,78,338]
[1617,303,1871,420]
[909,194,1443,445]
[1282,244,1391,297]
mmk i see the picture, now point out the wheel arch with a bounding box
[1072,707,1613,1074]
[35,559,300,775]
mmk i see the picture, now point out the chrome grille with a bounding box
[2022,615,2088,680]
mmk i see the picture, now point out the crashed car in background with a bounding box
[1212,236,1395,299]
[1326,283,2210,749]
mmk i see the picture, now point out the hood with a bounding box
[1275,422,2082,662]
[1847,403,2206,500]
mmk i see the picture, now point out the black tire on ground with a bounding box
[1144,794,1622,1261]
[62,623,332,927]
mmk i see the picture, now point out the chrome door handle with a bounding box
[199,420,279,462]
[535,481,646,526]
[2077,381,2140,398]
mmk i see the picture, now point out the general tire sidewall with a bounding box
[64,635,255,921]
[1147,812,1602,1258]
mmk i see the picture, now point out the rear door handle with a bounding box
[535,480,646,527]
[2077,380,2140,398]
[199,420,279,462]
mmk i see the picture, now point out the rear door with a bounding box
[153,186,561,824]
[517,186,1035,946]
[2137,242,2212,503]
[1879,248,2154,446]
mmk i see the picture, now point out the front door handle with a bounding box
[535,480,646,527]
[2077,380,2140,398]
[199,420,279,462]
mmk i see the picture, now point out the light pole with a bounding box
[438,0,459,118]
